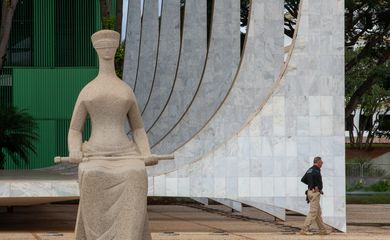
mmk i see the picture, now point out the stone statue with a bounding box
[62,30,171,240]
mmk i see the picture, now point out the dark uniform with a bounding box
[305,165,323,192]
[301,165,327,233]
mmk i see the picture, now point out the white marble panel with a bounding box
[166,177,178,196]
[177,178,190,196]
[334,156,345,177]
[285,177,298,197]
[249,158,262,177]
[321,116,333,136]
[285,157,299,177]
[309,96,321,116]
[225,177,238,198]
[214,178,226,198]
[134,0,159,111]
[297,116,309,136]
[272,137,286,157]
[274,178,286,197]
[250,177,262,197]
[320,96,333,115]
[0,182,10,197]
[261,177,274,197]
[260,137,273,157]
[286,137,297,157]
[153,175,166,196]
[51,181,79,196]
[147,0,207,147]
[273,115,286,136]
[238,177,250,197]
[152,0,240,154]
[321,196,335,217]
[320,137,335,156]
[11,182,52,197]
[142,0,181,130]
[123,0,142,88]
[309,116,321,136]
[147,177,154,195]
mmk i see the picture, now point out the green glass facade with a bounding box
[1,0,102,169]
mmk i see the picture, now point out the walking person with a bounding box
[299,156,331,235]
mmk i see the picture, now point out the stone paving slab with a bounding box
[0,204,389,239]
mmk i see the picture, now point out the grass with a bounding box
[347,194,390,204]
[345,143,390,148]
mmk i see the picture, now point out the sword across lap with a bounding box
[54,154,174,166]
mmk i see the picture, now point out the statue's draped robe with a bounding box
[75,141,147,240]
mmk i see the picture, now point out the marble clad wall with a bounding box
[148,0,284,177]
[123,0,346,232]
[134,0,159,112]
[123,0,141,88]
[152,0,240,154]
[146,0,207,146]
[142,0,181,130]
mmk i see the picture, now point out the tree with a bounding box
[99,0,122,35]
[0,0,18,73]
[99,0,123,77]
[284,0,300,39]
[346,47,390,149]
[345,0,390,118]
[115,0,122,37]
[239,0,301,40]
[0,106,38,169]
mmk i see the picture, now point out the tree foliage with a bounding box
[284,0,300,38]
[345,0,390,117]
[98,0,124,78]
[115,42,124,79]
[0,106,38,169]
[345,48,390,149]
[240,0,301,39]
[99,0,122,34]
[0,0,18,73]
[345,0,390,148]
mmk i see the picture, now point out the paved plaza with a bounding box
[0,204,389,239]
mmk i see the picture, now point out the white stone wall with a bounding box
[141,0,346,232]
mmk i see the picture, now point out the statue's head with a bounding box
[91,30,120,60]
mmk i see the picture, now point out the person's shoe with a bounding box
[318,230,331,235]
[298,230,313,235]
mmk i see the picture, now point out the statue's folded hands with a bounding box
[68,151,83,163]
